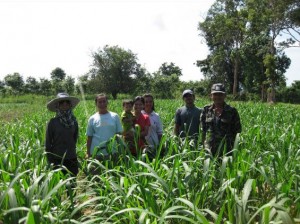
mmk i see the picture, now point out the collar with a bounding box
[209,103,229,110]
[142,110,154,116]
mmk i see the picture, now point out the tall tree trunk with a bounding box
[233,57,239,97]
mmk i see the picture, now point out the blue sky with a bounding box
[0,0,298,86]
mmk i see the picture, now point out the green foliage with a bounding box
[4,73,24,94]
[0,96,300,223]
[151,73,180,99]
[198,0,299,101]
[89,45,140,99]
[50,67,66,81]
[277,80,300,104]
[158,62,182,77]
[39,78,52,96]
[24,77,39,94]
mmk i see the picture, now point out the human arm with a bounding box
[140,125,149,138]
[233,108,242,134]
[115,114,123,135]
[156,115,163,142]
[174,109,181,136]
[74,121,79,143]
[86,136,92,157]
[200,109,207,145]
[86,116,94,158]
[45,120,53,152]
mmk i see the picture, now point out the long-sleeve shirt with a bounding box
[45,117,78,160]
[201,103,241,155]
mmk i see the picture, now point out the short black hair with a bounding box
[122,99,133,107]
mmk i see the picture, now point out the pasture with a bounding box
[0,95,300,223]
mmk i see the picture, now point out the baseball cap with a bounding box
[182,89,194,97]
[211,83,225,94]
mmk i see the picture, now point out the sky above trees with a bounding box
[0,0,298,85]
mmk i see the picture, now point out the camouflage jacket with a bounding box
[201,103,241,155]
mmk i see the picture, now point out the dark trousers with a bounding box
[47,156,79,177]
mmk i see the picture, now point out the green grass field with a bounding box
[0,95,300,223]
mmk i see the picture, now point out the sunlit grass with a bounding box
[0,96,299,223]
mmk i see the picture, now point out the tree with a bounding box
[131,64,153,96]
[4,73,24,94]
[152,72,180,99]
[158,62,182,77]
[63,75,75,94]
[89,45,139,99]
[246,0,298,101]
[24,76,40,94]
[39,78,52,96]
[76,74,90,95]
[278,80,300,103]
[198,0,248,96]
[0,80,5,95]
[50,67,66,94]
[51,67,66,81]
[198,0,298,101]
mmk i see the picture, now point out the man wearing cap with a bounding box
[201,83,242,156]
[174,89,202,142]
[45,92,80,177]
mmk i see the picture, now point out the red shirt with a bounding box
[132,113,150,155]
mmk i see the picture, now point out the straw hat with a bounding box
[47,92,80,112]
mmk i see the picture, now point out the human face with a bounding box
[58,100,71,111]
[144,96,153,113]
[183,94,195,107]
[96,96,108,113]
[134,100,144,115]
[211,92,226,105]
[124,103,133,113]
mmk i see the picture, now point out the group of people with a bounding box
[174,83,242,156]
[45,83,242,179]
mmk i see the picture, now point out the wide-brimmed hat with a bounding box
[182,89,194,97]
[47,92,80,112]
[211,83,226,94]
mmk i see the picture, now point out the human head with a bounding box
[210,83,226,105]
[143,93,155,112]
[122,99,133,112]
[95,93,108,113]
[182,89,195,107]
[47,92,80,112]
[133,96,145,114]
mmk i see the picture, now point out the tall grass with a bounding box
[0,97,299,223]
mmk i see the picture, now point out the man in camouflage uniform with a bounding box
[201,83,241,156]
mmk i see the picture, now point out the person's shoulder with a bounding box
[176,106,186,112]
[109,111,121,117]
[142,113,150,119]
[152,111,160,117]
[203,104,213,110]
[224,103,237,111]
[88,112,99,121]
[194,106,203,112]
[48,117,58,125]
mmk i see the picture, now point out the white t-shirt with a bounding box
[86,111,123,155]
[142,110,163,148]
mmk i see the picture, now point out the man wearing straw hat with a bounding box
[45,92,80,177]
